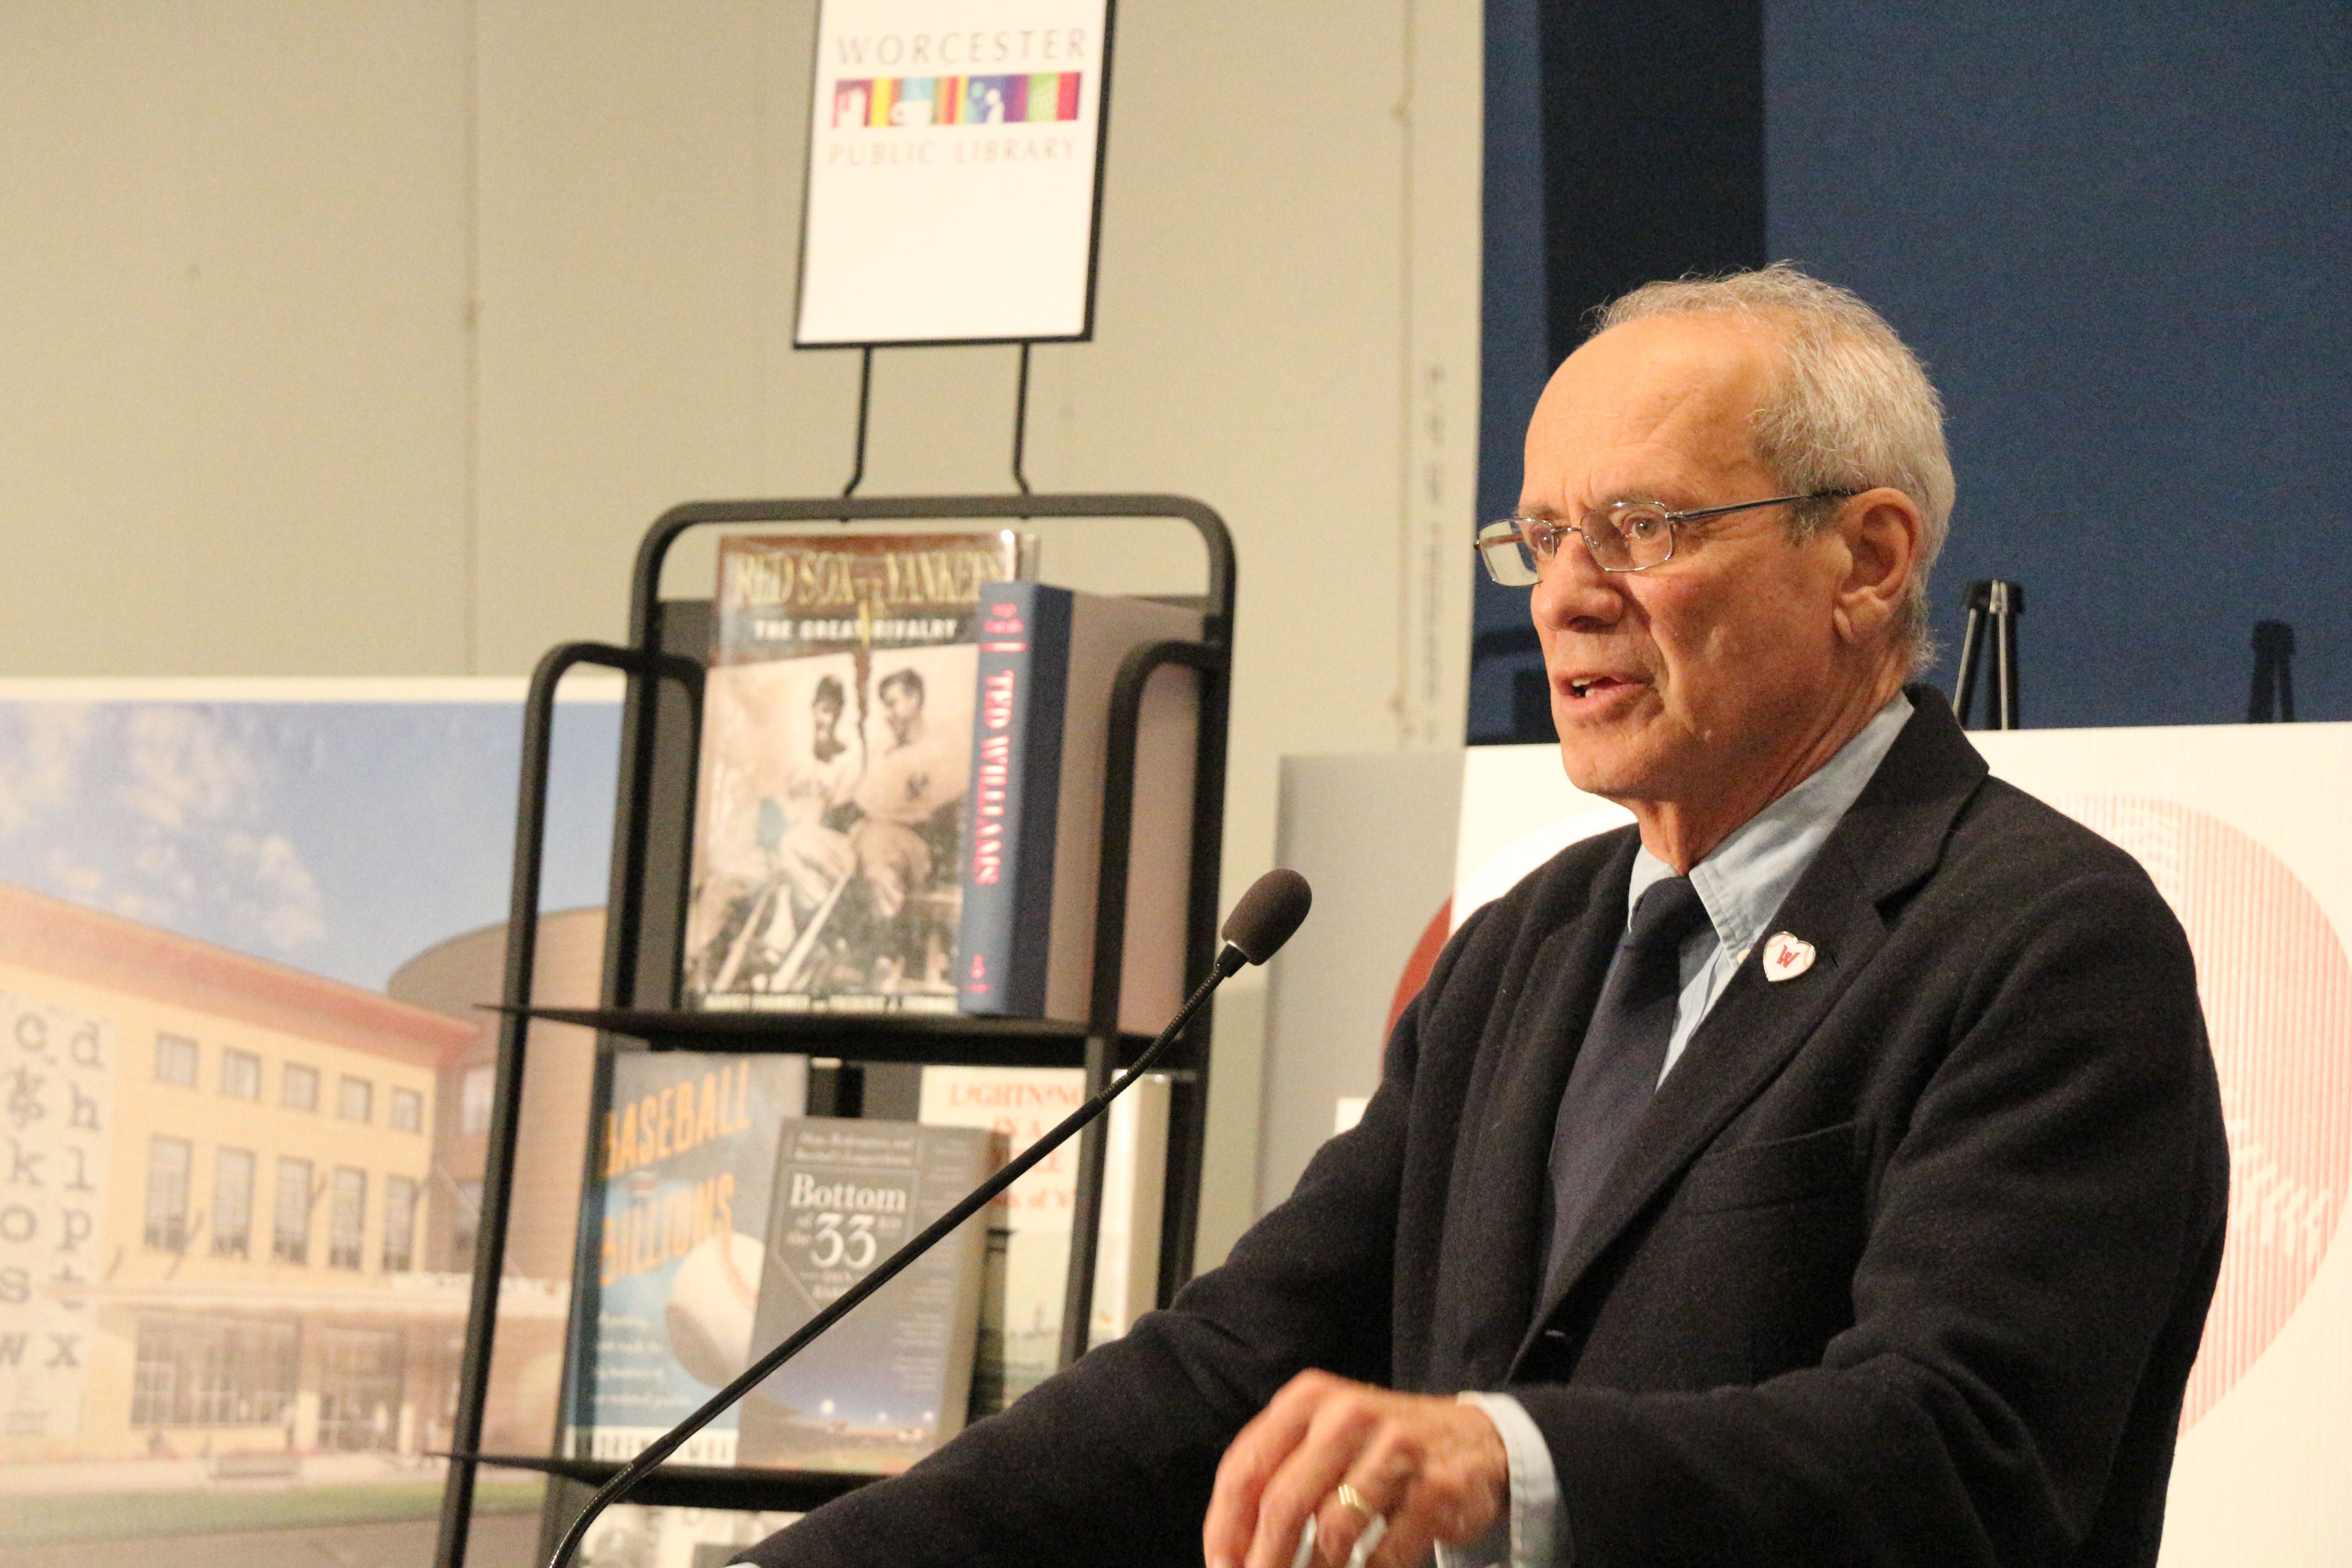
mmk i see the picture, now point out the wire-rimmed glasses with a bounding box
[1473,491,1855,586]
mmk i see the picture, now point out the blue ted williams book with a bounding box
[955,583,1202,1033]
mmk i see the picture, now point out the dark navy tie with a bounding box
[1543,875,1711,1296]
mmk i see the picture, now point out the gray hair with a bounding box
[1593,262,1954,671]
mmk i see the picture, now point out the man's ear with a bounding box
[1829,489,1921,648]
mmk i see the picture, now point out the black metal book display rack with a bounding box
[435,493,1236,1568]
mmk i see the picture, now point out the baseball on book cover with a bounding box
[957,581,1202,1032]
[736,1118,1003,1474]
[685,531,1026,1016]
[574,1051,809,1466]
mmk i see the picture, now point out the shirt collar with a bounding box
[1627,689,1915,953]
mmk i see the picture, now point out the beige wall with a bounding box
[0,1,1483,1264]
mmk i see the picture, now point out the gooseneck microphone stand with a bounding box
[541,869,1314,1568]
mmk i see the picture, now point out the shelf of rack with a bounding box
[496,1004,1190,1072]
[471,1453,878,1515]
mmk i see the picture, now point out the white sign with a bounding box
[796,0,1113,346]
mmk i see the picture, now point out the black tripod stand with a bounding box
[1951,580,2024,730]
[2248,620,2297,722]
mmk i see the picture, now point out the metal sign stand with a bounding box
[1951,579,2025,730]
[838,341,1041,499]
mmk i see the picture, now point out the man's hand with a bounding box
[1203,1371,1509,1568]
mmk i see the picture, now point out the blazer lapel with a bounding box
[1511,690,1990,1365]
[1427,833,1635,1392]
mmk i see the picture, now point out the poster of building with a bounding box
[0,679,620,1563]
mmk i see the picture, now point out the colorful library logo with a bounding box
[831,73,1082,129]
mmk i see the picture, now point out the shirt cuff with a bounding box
[1440,1391,1564,1568]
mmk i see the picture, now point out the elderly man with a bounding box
[742,266,2227,1568]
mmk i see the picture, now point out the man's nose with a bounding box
[1530,531,1625,629]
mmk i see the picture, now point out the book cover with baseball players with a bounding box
[574,1050,809,1466]
[683,531,1029,1017]
[735,1117,1004,1473]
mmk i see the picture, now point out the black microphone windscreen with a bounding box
[1220,868,1313,965]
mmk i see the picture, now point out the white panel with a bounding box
[1259,749,1460,1215]
[1453,742,1632,924]
[1970,725,2352,1568]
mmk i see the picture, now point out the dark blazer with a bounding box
[743,691,2230,1568]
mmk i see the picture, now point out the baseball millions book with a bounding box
[685,531,1026,1015]
[573,1051,808,1465]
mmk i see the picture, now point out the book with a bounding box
[916,1065,1084,1405]
[684,531,1028,1016]
[957,583,1204,1032]
[967,1209,1010,1422]
[574,1051,808,1466]
[916,1063,1172,1408]
[1088,1068,1171,1348]
[573,1504,803,1568]
[735,1117,1004,1473]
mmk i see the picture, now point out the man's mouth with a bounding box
[1563,675,1632,701]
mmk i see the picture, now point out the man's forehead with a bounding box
[1521,314,1781,502]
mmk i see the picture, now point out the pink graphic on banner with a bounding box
[2056,795,2352,1430]
[833,80,871,129]
[828,74,1081,129]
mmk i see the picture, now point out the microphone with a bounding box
[542,869,1314,1567]
[1215,866,1312,972]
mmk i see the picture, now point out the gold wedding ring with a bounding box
[1331,1483,1389,1568]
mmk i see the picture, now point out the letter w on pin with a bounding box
[1762,932,1816,981]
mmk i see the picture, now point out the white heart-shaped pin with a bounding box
[1761,931,1815,981]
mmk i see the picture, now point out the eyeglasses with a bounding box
[1473,491,1855,586]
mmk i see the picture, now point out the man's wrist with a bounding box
[1451,1392,1563,1568]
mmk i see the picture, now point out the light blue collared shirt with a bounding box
[1440,690,1915,1568]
